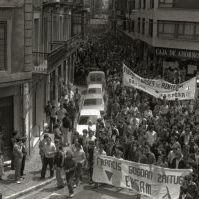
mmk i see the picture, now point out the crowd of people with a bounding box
[39,31,199,198]
[75,32,199,198]
[1,31,198,199]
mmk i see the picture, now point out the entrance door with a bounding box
[0,96,13,161]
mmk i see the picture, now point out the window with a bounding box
[158,20,199,40]
[159,0,173,8]
[53,16,58,41]
[177,23,195,40]
[158,21,175,38]
[150,0,154,8]
[33,19,39,51]
[78,115,98,125]
[137,18,141,33]
[83,98,103,106]
[143,0,146,9]
[138,0,141,9]
[43,17,48,52]
[131,20,135,32]
[149,19,153,37]
[88,88,102,94]
[0,22,7,71]
[142,18,145,34]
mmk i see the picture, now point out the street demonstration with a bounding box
[2,31,199,199]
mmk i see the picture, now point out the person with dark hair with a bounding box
[179,175,198,199]
[39,134,49,166]
[54,145,65,188]
[13,137,23,184]
[62,112,72,146]
[64,150,76,198]
[11,130,18,170]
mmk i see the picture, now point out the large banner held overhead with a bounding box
[93,155,192,199]
[123,64,196,100]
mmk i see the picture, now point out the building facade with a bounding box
[0,0,33,160]
[32,0,86,148]
[115,0,199,78]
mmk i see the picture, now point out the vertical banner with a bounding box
[93,155,192,199]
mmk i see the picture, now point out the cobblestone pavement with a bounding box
[1,133,54,198]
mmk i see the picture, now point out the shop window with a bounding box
[0,21,7,71]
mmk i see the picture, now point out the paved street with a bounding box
[19,180,139,199]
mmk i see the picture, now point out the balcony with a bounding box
[33,34,82,74]
[33,52,48,74]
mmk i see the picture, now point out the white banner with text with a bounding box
[123,64,196,100]
[93,155,192,199]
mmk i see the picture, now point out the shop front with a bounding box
[155,47,199,80]
[0,96,14,161]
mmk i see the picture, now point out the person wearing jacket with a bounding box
[13,137,23,184]
[54,145,65,188]
[64,150,76,198]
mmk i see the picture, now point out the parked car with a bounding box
[76,109,101,135]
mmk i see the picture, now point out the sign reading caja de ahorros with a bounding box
[123,64,196,100]
[93,155,192,199]
[156,47,199,59]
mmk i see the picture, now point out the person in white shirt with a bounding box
[145,125,157,147]
[41,137,56,179]
[57,104,67,124]
[73,143,86,187]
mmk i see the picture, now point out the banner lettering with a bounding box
[123,64,196,100]
[93,155,192,199]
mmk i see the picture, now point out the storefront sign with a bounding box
[123,64,196,100]
[156,48,199,59]
[93,155,192,199]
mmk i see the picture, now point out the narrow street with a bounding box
[19,180,138,199]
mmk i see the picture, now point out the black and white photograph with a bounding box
[0,0,199,199]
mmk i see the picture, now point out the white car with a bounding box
[87,84,103,95]
[76,109,101,135]
[81,94,106,115]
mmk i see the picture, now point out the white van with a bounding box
[87,71,106,88]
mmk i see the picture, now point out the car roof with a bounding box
[83,94,103,99]
[80,109,101,116]
[88,71,105,75]
[88,84,103,89]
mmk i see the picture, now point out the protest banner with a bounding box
[93,155,192,199]
[123,64,196,100]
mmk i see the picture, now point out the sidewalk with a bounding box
[1,134,55,199]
